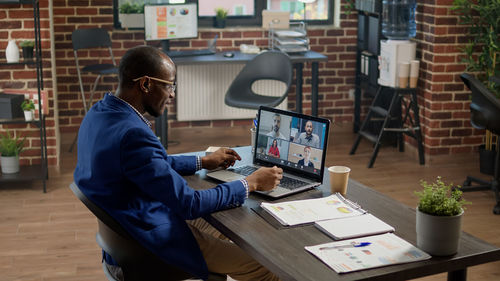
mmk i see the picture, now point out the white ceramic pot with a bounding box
[119,13,145,28]
[416,207,463,256]
[24,110,34,121]
[1,155,20,174]
[6,40,20,63]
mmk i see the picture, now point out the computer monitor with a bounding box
[144,3,198,52]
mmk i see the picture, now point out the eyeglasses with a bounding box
[133,76,176,92]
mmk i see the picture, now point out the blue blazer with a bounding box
[74,94,246,279]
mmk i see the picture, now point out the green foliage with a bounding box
[119,1,145,14]
[415,177,471,216]
[215,7,228,20]
[451,0,500,98]
[21,99,35,111]
[344,0,356,16]
[0,131,26,157]
[19,40,34,48]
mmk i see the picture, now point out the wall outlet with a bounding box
[348,89,355,100]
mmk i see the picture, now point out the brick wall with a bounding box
[0,0,57,166]
[2,0,485,168]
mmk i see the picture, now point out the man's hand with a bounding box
[201,148,241,170]
[245,166,283,192]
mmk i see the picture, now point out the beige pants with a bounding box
[187,219,280,281]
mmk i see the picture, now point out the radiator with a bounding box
[176,64,287,121]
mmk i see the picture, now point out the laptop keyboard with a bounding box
[231,166,309,190]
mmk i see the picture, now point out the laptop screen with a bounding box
[254,106,330,182]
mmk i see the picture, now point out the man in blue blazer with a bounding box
[74,46,282,281]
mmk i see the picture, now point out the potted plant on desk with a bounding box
[415,177,471,256]
[214,7,228,28]
[21,99,35,121]
[0,130,26,174]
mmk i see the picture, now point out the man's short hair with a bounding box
[119,45,166,89]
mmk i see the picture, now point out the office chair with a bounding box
[224,50,292,109]
[70,28,118,152]
[69,182,227,281]
[460,73,500,215]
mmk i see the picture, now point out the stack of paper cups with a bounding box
[410,60,420,88]
[398,62,410,88]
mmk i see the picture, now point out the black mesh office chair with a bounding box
[225,51,292,109]
[70,28,118,152]
[460,73,500,214]
[69,182,226,281]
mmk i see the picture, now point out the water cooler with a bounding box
[378,0,417,88]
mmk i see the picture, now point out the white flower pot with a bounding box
[6,40,20,63]
[119,13,145,28]
[24,110,34,121]
[416,207,463,256]
[1,155,20,174]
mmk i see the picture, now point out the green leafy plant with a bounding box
[415,177,471,216]
[19,40,34,48]
[21,99,35,111]
[215,7,228,20]
[119,1,145,14]
[0,131,26,157]
[344,0,356,16]
[451,0,500,98]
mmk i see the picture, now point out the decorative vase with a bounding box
[119,13,145,28]
[22,46,34,60]
[24,110,34,121]
[416,207,463,256]
[6,40,20,63]
[1,155,20,174]
[213,18,226,28]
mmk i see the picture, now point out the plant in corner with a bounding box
[414,177,471,256]
[21,99,35,121]
[0,130,26,174]
[119,1,145,29]
[214,7,228,28]
[19,40,35,60]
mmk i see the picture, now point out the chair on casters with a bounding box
[224,51,293,109]
[69,182,227,281]
[69,28,118,152]
[460,73,500,215]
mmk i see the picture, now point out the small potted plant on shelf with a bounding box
[19,40,35,60]
[414,177,471,256]
[21,99,35,121]
[214,7,228,28]
[0,130,26,174]
[119,1,145,29]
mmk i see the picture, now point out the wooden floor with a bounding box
[1,124,499,281]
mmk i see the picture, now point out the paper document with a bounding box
[260,193,365,226]
[305,233,431,273]
[315,213,395,240]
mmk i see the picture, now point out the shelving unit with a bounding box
[353,2,383,133]
[0,0,48,192]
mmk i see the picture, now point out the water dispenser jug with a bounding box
[382,0,417,40]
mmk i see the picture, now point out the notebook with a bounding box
[314,213,395,240]
[207,106,330,198]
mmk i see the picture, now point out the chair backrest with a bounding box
[72,28,113,50]
[69,182,194,281]
[225,51,293,109]
[461,73,500,135]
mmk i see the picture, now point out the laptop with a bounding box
[207,106,330,198]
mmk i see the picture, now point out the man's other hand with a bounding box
[201,148,241,170]
[245,166,283,192]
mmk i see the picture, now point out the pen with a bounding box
[319,242,371,250]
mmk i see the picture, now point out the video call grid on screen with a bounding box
[255,107,329,176]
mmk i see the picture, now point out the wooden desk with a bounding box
[183,147,500,281]
[155,51,327,149]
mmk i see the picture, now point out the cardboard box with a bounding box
[262,10,289,30]
[0,93,24,119]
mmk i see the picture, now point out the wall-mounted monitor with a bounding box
[144,3,198,42]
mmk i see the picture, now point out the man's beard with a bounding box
[145,105,160,118]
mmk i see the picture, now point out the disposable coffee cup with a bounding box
[398,62,410,88]
[328,166,351,196]
[250,127,256,153]
[410,60,420,88]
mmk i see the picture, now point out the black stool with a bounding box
[350,85,425,168]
